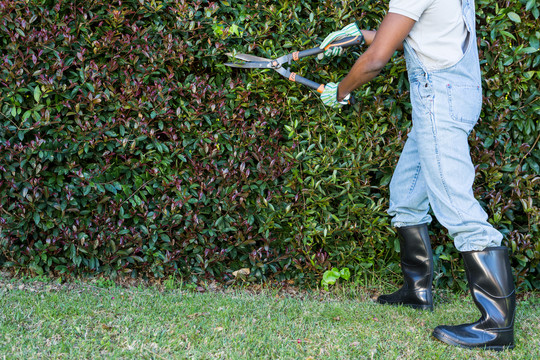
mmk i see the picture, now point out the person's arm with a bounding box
[360,29,404,50]
[359,30,376,46]
[337,13,415,101]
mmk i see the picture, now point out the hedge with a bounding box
[1,0,539,290]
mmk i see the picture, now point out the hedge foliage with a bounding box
[1,0,539,290]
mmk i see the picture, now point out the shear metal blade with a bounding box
[224,61,271,69]
[225,52,272,62]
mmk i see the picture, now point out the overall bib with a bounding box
[387,0,503,251]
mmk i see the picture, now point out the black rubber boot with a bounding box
[432,246,516,351]
[377,224,434,310]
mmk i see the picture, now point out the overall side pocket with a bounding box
[446,84,482,126]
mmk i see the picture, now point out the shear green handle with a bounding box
[292,75,355,105]
[291,35,363,61]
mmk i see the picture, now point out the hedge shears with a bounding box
[224,36,363,104]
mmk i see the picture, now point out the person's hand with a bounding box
[318,22,363,60]
[320,82,351,108]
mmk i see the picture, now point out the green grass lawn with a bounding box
[0,274,538,359]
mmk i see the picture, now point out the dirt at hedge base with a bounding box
[0,270,381,302]
[2,270,537,304]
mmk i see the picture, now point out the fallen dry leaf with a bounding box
[232,268,250,277]
[187,312,209,319]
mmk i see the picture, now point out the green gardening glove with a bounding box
[320,82,351,109]
[318,22,363,60]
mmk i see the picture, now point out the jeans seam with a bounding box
[408,163,422,196]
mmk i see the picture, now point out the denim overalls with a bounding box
[387,0,503,251]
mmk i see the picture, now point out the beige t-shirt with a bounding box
[389,0,468,70]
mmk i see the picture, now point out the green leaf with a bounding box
[526,158,540,174]
[230,23,241,36]
[22,110,32,121]
[507,12,521,23]
[501,164,516,172]
[339,268,351,281]
[33,212,40,225]
[520,47,538,55]
[105,184,117,195]
[322,268,341,285]
[34,86,42,102]
[499,30,516,40]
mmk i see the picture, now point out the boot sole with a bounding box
[432,328,515,351]
[377,300,433,311]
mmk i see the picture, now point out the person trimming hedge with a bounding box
[319,0,515,351]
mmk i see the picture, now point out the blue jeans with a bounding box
[387,0,503,251]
